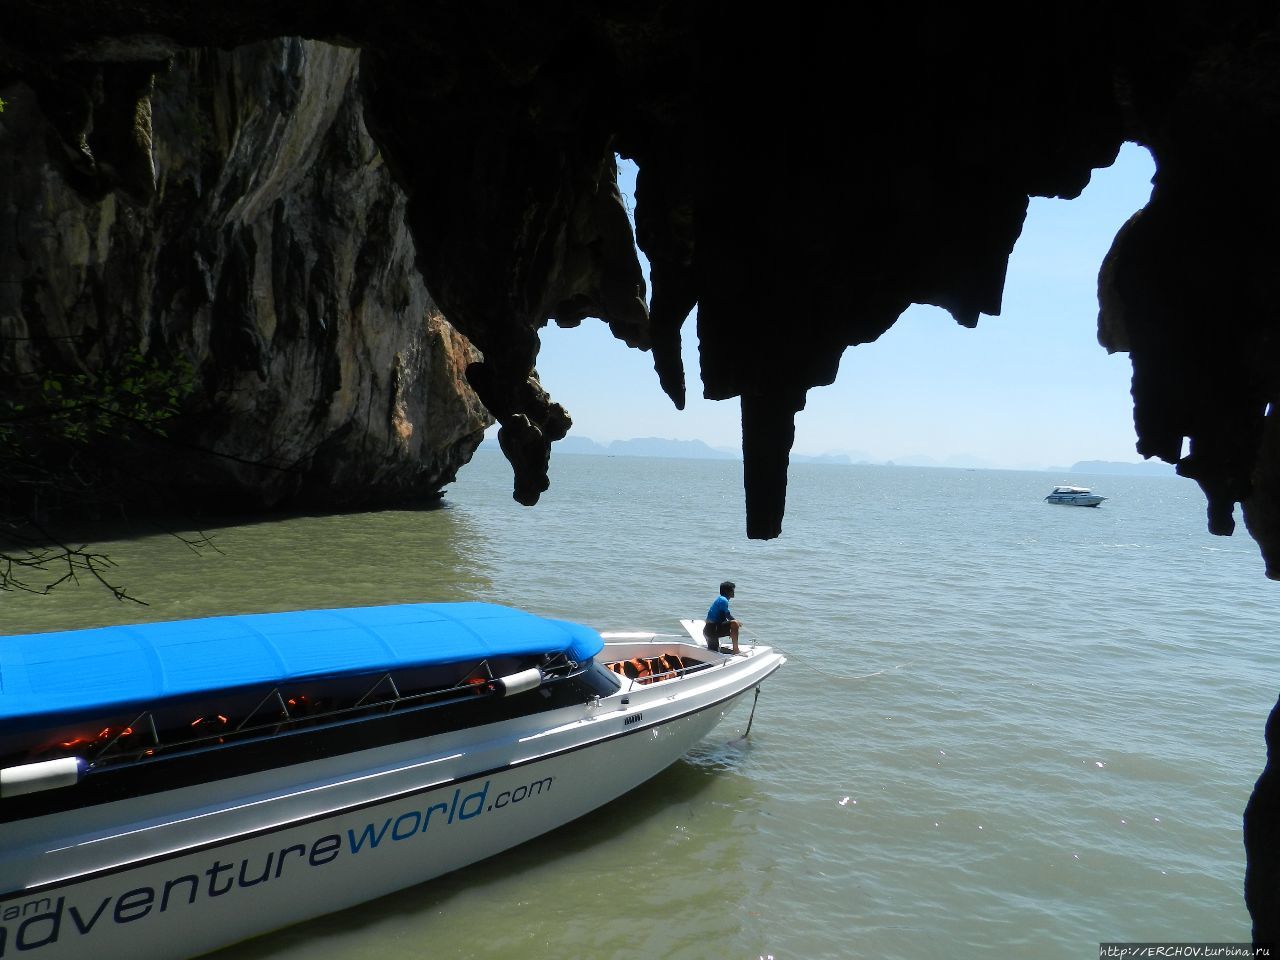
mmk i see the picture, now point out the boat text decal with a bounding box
[0,773,553,956]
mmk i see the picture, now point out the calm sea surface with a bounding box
[4,452,1278,959]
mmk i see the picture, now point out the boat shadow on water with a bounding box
[202,743,761,958]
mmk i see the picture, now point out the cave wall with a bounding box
[7,3,1273,554]
[1098,8,1280,575]
[0,38,491,514]
[2,0,1280,944]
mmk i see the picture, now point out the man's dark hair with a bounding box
[720,580,735,595]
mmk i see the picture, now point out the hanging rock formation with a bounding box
[3,0,1280,944]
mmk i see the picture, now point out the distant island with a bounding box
[479,434,873,463]
[1059,459,1176,477]
[477,435,1176,475]
[555,436,738,459]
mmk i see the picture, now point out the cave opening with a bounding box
[530,146,1162,478]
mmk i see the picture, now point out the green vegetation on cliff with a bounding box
[1,350,195,599]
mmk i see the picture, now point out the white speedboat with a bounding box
[0,602,784,960]
[1045,485,1107,507]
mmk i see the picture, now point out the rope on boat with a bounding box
[734,625,909,682]
[770,646,913,683]
[742,686,761,737]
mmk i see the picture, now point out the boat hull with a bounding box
[1045,494,1105,506]
[0,643,783,960]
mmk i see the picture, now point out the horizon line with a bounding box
[475,434,1175,476]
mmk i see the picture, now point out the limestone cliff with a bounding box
[0,39,491,515]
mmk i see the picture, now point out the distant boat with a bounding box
[1045,485,1107,507]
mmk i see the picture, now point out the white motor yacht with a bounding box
[1045,485,1107,507]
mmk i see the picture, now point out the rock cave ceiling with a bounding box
[2,2,1280,565]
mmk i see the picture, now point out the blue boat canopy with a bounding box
[0,602,604,727]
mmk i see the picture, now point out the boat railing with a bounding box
[77,654,588,771]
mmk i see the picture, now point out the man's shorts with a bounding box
[701,619,732,642]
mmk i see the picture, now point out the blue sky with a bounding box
[528,145,1157,470]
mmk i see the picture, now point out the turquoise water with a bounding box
[3,452,1277,959]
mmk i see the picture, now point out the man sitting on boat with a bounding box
[703,580,742,655]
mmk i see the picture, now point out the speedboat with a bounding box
[1045,485,1107,507]
[0,602,784,960]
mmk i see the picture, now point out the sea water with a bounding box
[3,451,1276,960]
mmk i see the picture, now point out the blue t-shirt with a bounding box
[707,594,733,625]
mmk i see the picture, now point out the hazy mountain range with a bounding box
[478,436,1175,475]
